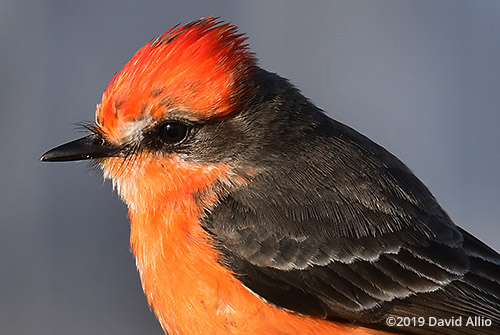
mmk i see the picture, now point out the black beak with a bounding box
[40,134,119,162]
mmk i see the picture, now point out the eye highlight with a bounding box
[158,122,190,145]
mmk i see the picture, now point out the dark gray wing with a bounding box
[201,108,500,335]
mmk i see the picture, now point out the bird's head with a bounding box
[41,18,285,210]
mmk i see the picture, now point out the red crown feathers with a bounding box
[97,17,256,142]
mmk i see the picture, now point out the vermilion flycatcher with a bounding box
[42,18,500,335]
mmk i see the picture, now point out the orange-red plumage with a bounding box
[102,153,393,335]
[92,18,395,334]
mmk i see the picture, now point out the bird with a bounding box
[41,17,500,335]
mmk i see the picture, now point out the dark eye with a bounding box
[158,122,190,145]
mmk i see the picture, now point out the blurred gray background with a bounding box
[1,1,499,334]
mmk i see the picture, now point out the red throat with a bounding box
[95,17,256,144]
